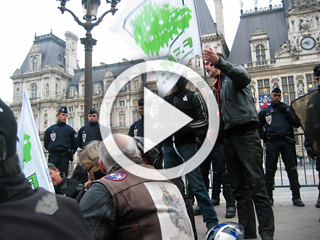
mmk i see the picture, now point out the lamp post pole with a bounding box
[81,32,96,124]
[57,0,120,124]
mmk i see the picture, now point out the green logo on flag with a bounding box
[24,134,32,163]
[131,3,192,56]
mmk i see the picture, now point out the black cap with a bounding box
[58,106,68,114]
[314,64,320,77]
[89,108,98,114]
[0,99,17,159]
[271,87,282,93]
[138,99,144,106]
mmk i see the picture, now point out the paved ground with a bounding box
[194,187,320,240]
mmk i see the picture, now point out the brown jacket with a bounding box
[96,166,194,240]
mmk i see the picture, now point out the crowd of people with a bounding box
[0,51,319,240]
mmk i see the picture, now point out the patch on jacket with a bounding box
[104,171,127,181]
[35,193,58,215]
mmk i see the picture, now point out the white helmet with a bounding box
[206,222,244,240]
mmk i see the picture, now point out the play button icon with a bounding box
[143,88,193,152]
[99,60,219,180]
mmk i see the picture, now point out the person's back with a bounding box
[79,134,194,240]
[0,99,93,240]
[0,175,93,240]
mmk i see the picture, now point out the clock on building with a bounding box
[300,37,315,50]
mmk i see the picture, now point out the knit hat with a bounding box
[0,99,17,160]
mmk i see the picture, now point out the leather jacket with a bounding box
[215,57,259,130]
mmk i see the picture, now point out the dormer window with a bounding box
[256,44,266,61]
[31,84,37,98]
[32,57,38,70]
[70,86,77,98]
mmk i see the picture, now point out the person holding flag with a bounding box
[203,49,274,240]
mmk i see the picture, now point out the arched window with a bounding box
[31,84,37,98]
[256,44,266,61]
[32,57,38,70]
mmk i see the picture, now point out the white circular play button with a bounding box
[100,60,219,180]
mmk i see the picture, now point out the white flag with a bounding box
[17,92,55,193]
[111,0,202,96]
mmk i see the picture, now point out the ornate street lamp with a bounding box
[56,0,121,124]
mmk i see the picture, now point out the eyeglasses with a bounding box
[86,164,94,174]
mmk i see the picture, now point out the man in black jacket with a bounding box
[74,108,103,183]
[259,87,304,207]
[203,49,274,240]
[162,76,219,232]
[0,99,94,240]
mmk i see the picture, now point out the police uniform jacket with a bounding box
[79,164,194,240]
[77,121,102,149]
[258,103,301,138]
[215,57,259,131]
[44,121,78,153]
[163,88,208,146]
[0,172,94,240]
[128,117,144,137]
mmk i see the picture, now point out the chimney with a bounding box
[65,31,78,75]
[214,0,225,36]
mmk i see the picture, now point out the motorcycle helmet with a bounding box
[206,222,244,240]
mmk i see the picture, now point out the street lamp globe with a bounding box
[82,0,101,21]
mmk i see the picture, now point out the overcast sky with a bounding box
[0,0,282,102]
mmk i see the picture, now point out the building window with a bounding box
[70,86,76,98]
[93,82,101,95]
[55,83,58,96]
[257,79,270,98]
[256,44,266,61]
[133,79,140,90]
[306,74,316,92]
[82,85,85,96]
[119,113,126,127]
[81,105,84,111]
[32,56,38,70]
[119,100,125,107]
[93,103,99,110]
[31,84,37,98]
[110,112,113,127]
[132,111,139,123]
[44,114,48,128]
[281,76,295,104]
[133,99,139,106]
[68,106,74,113]
[80,116,85,127]
[107,81,112,90]
[68,118,74,128]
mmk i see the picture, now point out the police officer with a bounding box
[77,108,102,149]
[258,87,304,207]
[44,106,78,176]
[128,99,144,137]
[128,99,163,169]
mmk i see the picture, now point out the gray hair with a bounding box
[99,133,141,172]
